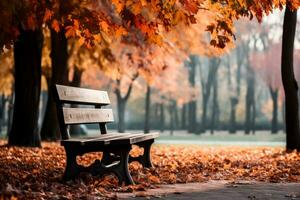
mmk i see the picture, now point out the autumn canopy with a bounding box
[0,0,298,51]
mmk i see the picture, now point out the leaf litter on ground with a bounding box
[0,140,300,199]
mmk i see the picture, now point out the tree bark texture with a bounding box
[41,29,69,140]
[9,28,43,147]
[269,88,279,134]
[187,55,198,133]
[69,67,85,136]
[144,85,151,133]
[201,58,220,133]
[281,7,300,151]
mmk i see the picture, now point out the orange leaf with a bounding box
[43,9,53,22]
[65,27,76,38]
[51,19,60,32]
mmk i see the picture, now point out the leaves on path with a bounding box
[0,140,300,199]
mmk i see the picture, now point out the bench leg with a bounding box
[63,146,134,185]
[63,147,83,181]
[129,139,154,168]
[113,147,134,185]
[89,146,134,185]
[101,151,120,165]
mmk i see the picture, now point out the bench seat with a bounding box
[61,132,159,145]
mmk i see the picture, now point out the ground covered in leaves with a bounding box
[0,140,300,199]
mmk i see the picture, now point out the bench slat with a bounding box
[63,133,134,142]
[56,84,110,105]
[63,108,114,124]
[61,133,159,145]
[103,133,145,144]
[109,132,160,145]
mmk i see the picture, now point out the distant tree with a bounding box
[186,55,198,133]
[144,84,151,133]
[199,58,220,133]
[251,43,282,134]
[0,50,14,134]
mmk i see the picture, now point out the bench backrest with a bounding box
[53,84,114,140]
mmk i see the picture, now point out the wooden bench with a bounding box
[53,84,159,185]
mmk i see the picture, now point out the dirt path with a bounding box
[116,181,300,200]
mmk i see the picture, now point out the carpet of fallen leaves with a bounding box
[0,139,300,199]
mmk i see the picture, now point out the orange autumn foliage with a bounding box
[1,0,299,51]
[0,50,14,96]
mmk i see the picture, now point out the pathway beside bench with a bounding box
[116,181,300,199]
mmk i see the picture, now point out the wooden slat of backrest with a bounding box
[63,108,114,124]
[56,84,110,105]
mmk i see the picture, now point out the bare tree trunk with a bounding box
[270,88,279,134]
[169,102,174,136]
[187,55,198,133]
[244,56,255,135]
[144,85,151,133]
[69,67,85,136]
[201,58,220,133]
[281,7,300,151]
[181,104,187,129]
[0,95,5,134]
[228,52,242,134]
[7,93,14,136]
[174,102,179,130]
[252,88,256,135]
[159,103,165,132]
[9,28,43,147]
[41,29,69,140]
[115,78,135,133]
[117,98,126,133]
[210,72,219,134]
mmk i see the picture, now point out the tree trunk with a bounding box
[115,79,134,133]
[169,103,174,136]
[210,72,219,134]
[228,53,242,134]
[201,58,220,133]
[281,7,300,151]
[8,28,43,147]
[244,59,255,134]
[174,102,179,130]
[181,104,187,129]
[0,95,5,134]
[159,103,165,132]
[39,91,48,131]
[187,55,198,133]
[252,88,256,135]
[7,93,14,136]
[41,29,69,140]
[144,85,151,133]
[229,98,238,133]
[117,97,126,133]
[270,88,279,134]
[69,67,85,136]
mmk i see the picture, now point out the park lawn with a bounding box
[156,131,286,142]
[0,139,299,199]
